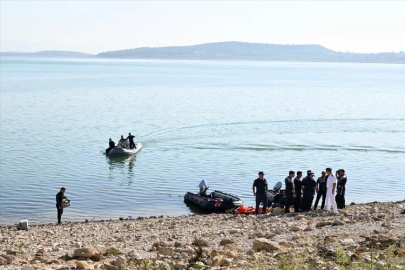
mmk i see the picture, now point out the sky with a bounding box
[1,1,405,54]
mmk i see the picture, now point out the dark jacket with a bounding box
[337,175,347,195]
[109,141,115,148]
[56,192,66,207]
[302,176,316,195]
[294,177,302,195]
[317,176,327,192]
[285,176,294,197]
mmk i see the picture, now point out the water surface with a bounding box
[1,58,404,225]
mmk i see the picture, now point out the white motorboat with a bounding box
[107,143,142,156]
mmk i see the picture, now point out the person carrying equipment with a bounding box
[336,169,347,209]
[126,133,136,149]
[56,187,67,224]
[284,171,295,213]
[314,171,327,210]
[106,138,116,154]
[252,171,268,215]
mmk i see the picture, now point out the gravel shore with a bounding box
[1,201,404,270]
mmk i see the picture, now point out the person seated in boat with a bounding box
[106,138,115,154]
[126,133,136,149]
[117,135,128,149]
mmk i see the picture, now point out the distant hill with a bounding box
[96,42,405,63]
[1,43,404,63]
[0,50,94,58]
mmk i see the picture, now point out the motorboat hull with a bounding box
[184,191,244,212]
[107,143,142,156]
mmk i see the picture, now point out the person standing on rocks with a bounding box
[301,171,317,211]
[336,169,347,209]
[56,187,67,224]
[314,171,327,210]
[284,171,295,213]
[293,171,303,212]
[325,168,338,214]
[253,171,268,215]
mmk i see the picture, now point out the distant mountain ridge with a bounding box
[2,42,404,63]
[0,50,93,58]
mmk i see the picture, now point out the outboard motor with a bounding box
[273,182,282,192]
[198,180,209,196]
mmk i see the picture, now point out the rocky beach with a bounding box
[1,201,404,270]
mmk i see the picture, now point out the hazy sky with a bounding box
[1,1,404,54]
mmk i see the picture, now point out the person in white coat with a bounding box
[325,167,338,214]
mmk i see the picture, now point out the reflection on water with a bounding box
[107,155,136,186]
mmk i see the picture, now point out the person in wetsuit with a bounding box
[293,171,303,212]
[106,138,115,154]
[314,171,327,210]
[253,171,268,215]
[56,187,67,224]
[284,171,295,213]
[118,135,128,149]
[336,169,347,209]
[126,133,136,149]
[301,171,317,211]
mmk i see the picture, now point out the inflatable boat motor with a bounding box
[199,180,209,196]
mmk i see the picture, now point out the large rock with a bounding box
[212,256,223,266]
[73,245,102,261]
[112,256,126,268]
[332,219,344,226]
[158,247,174,256]
[75,260,90,268]
[192,238,210,247]
[324,236,336,244]
[219,238,235,246]
[0,256,7,265]
[316,221,332,227]
[252,238,282,252]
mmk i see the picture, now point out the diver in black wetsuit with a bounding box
[106,138,115,154]
[56,187,67,224]
[126,133,136,149]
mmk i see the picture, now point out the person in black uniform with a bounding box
[56,187,67,224]
[293,171,303,212]
[301,171,317,211]
[106,138,115,154]
[336,169,347,209]
[126,133,136,149]
[252,171,268,215]
[284,171,295,213]
[314,171,327,210]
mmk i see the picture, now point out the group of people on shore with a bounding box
[106,132,136,153]
[253,168,347,215]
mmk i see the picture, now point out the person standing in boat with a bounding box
[126,133,136,149]
[56,187,67,224]
[293,171,303,212]
[336,169,347,209]
[284,171,295,213]
[106,138,116,154]
[314,171,327,210]
[252,171,268,215]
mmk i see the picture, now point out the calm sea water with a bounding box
[1,57,404,225]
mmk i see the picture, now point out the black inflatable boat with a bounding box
[184,180,244,212]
